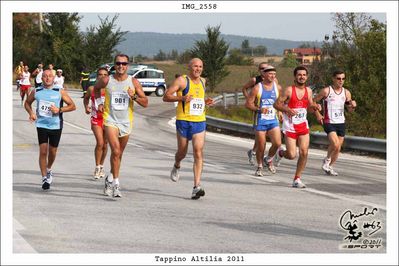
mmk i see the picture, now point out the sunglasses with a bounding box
[115,62,128,66]
[336,77,346,80]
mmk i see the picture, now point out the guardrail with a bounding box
[206,116,386,154]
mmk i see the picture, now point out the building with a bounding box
[283,48,321,65]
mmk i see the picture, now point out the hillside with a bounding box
[116,32,321,57]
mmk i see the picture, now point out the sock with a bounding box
[294,175,300,180]
[265,156,272,163]
[46,168,52,173]
[252,150,256,155]
[258,164,263,168]
[99,165,103,169]
[112,178,119,186]
[96,165,101,169]
[107,173,113,182]
[42,176,47,181]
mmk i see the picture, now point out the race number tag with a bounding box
[261,106,275,120]
[38,100,53,117]
[111,91,129,110]
[292,108,307,124]
[189,98,205,116]
[331,103,344,119]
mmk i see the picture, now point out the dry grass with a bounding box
[154,62,296,94]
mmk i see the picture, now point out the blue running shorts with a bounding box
[254,122,279,132]
[176,120,206,140]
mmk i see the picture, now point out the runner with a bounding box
[19,65,31,106]
[32,63,43,88]
[80,67,90,98]
[14,61,24,91]
[273,66,320,188]
[163,58,214,200]
[313,70,357,176]
[242,62,279,166]
[24,69,76,190]
[83,67,109,180]
[54,69,65,89]
[94,54,148,198]
[245,65,282,176]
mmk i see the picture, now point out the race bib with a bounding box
[38,100,53,117]
[189,98,205,116]
[331,103,344,119]
[292,108,307,124]
[111,91,129,110]
[261,106,276,120]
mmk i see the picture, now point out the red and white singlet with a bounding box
[282,85,310,137]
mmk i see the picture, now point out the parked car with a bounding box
[88,64,165,97]
[128,66,166,97]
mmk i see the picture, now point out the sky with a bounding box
[78,12,386,42]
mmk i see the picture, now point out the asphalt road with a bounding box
[10,88,388,262]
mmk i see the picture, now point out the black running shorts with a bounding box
[37,127,62,147]
[323,123,346,137]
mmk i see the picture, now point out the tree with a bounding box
[13,13,43,68]
[310,13,386,138]
[191,25,230,93]
[253,45,267,56]
[41,13,83,81]
[226,49,253,65]
[281,51,298,67]
[154,49,166,61]
[82,15,127,72]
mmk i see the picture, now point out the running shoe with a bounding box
[264,156,276,174]
[274,147,285,167]
[104,175,113,196]
[42,178,50,190]
[322,157,331,173]
[46,169,53,184]
[113,184,122,198]
[191,186,205,200]
[99,167,105,178]
[292,178,306,188]
[170,165,180,182]
[255,167,264,177]
[328,166,339,176]
[247,149,256,166]
[93,166,101,180]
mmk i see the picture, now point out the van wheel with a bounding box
[155,86,165,97]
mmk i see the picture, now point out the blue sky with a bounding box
[78,12,386,42]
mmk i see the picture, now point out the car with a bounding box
[128,66,166,97]
[88,64,166,97]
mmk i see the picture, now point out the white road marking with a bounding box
[13,218,37,253]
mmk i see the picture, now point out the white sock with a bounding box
[46,168,52,173]
[107,173,113,182]
[112,178,119,186]
[258,164,263,168]
[42,176,47,181]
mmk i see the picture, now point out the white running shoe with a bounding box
[247,149,256,166]
[292,178,306,188]
[99,167,105,178]
[191,186,205,199]
[328,166,339,176]
[113,184,122,198]
[274,147,285,167]
[255,167,264,177]
[264,156,276,174]
[46,170,53,184]
[170,165,180,182]
[104,175,113,196]
[42,177,51,190]
[322,157,331,173]
[93,166,101,179]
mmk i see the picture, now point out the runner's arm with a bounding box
[131,78,148,108]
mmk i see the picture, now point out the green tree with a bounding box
[310,13,386,138]
[13,13,43,69]
[82,15,127,71]
[191,25,230,93]
[241,39,251,55]
[226,49,253,65]
[41,13,83,81]
[281,52,298,67]
[154,49,166,61]
[253,45,267,56]
[176,49,192,64]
